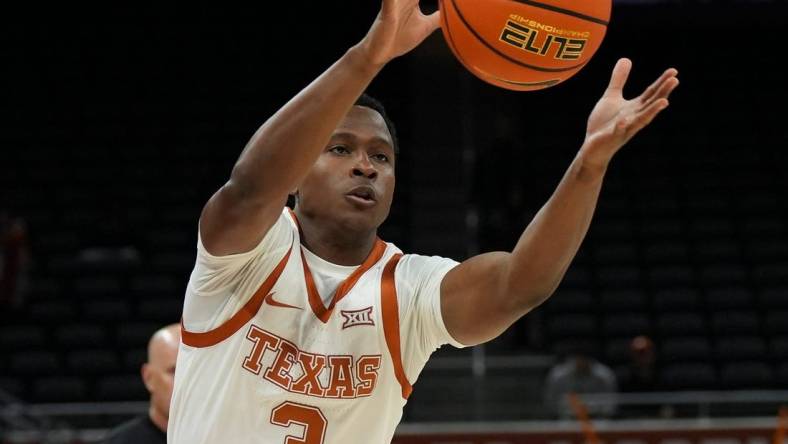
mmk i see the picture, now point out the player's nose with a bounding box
[351,154,377,179]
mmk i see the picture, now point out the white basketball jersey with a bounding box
[169,209,462,444]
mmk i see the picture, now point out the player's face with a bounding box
[297,106,396,231]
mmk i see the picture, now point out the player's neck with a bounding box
[295,212,377,266]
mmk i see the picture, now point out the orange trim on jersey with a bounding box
[287,208,387,324]
[380,254,412,399]
[286,208,302,232]
[181,247,293,348]
[301,240,386,323]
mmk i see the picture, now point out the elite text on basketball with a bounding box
[500,19,587,60]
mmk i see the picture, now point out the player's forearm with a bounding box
[505,148,610,309]
[228,45,383,203]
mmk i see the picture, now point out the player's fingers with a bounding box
[631,98,669,134]
[640,76,679,111]
[605,58,632,97]
[640,68,678,104]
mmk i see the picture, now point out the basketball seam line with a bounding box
[487,73,561,87]
[449,0,587,74]
[509,0,610,26]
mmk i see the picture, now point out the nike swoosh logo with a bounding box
[264,292,303,310]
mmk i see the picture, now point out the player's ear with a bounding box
[141,363,154,392]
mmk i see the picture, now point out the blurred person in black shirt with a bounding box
[614,336,661,418]
[620,335,657,392]
[104,324,180,444]
[0,211,29,309]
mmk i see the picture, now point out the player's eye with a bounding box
[372,153,389,163]
[329,145,350,155]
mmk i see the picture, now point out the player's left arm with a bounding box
[440,59,679,346]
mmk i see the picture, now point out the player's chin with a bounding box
[340,201,386,228]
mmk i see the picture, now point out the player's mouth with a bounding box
[345,185,377,207]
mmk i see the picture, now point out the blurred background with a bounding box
[2,0,787,442]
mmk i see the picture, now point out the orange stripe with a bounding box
[289,208,388,323]
[569,393,601,444]
[380,254,412,399]
[333,239,387,308]
[302,255,330,321]
[181,247,292,348]
[774,406,788,444]
[286,208,301,231]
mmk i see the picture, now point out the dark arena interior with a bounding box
[2,1,787,443]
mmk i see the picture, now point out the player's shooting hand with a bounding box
[580,58,679,168]
[357,0,441,67]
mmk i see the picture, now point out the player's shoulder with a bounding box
[392,252,459,287]
[397,252,459,269]
[196,206,295,260]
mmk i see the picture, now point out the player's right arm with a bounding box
[439,59,679,346]
[199,0,441,256]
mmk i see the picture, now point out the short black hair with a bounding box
[355,93,399,155]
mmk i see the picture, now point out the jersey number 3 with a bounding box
[271,401,327,444]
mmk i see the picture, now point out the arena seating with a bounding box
[1,4,785,425]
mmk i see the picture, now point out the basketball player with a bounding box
[168,0,679,442]
[105,324,180,444]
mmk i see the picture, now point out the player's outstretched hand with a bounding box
[581,58,679,168]
[357,0,441,67]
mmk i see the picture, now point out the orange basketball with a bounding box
[439,0,611,91]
